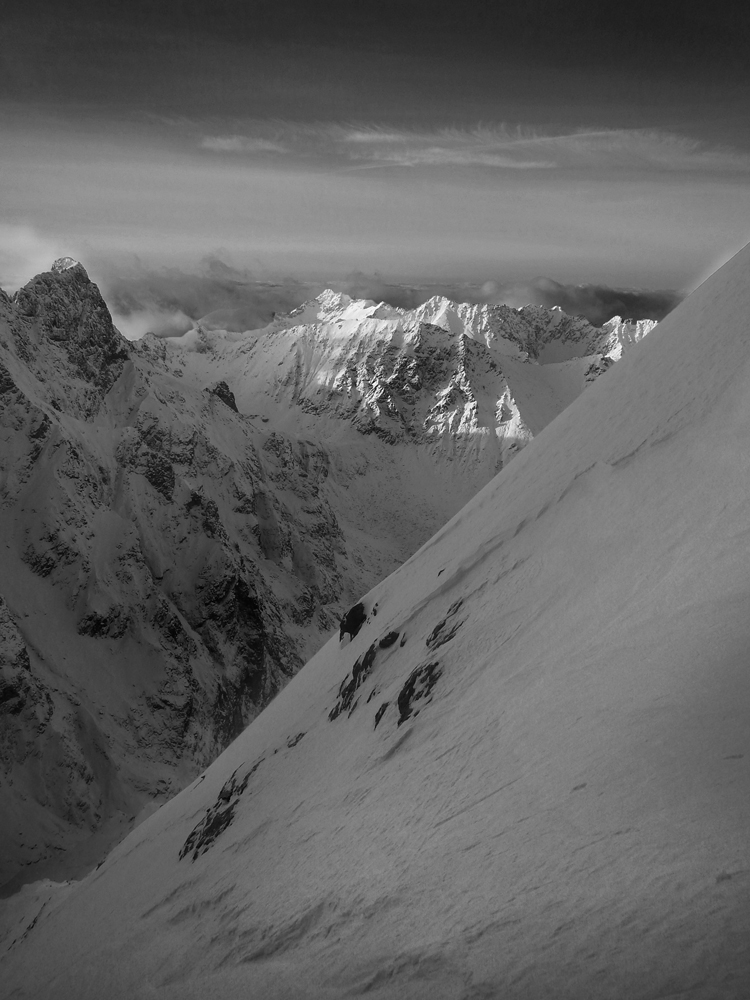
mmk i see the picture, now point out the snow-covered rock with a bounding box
[0,265,652,891]
[1,242,747,998]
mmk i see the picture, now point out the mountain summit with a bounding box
[0,265,648,891]
[2,245,747,998]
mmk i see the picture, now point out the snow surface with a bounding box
[1,245,747,998]
[0,267,643,891]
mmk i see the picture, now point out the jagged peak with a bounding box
[364,300,403,320]
[285,289,354,325]
[417,294,455,310]
[414,294,484,320]
[51,256,86,276]
[15,260,93,305]
[316,288,353,311]
[604,314,658,330]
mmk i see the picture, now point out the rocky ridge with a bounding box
[0,262,654,890]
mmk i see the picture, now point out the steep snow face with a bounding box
[1,245,746,1000]
[599,315,658,360]
[0,265,651,891]
[410,296,656,364]
[182,289,651,458]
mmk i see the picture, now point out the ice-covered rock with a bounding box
[0,264,653,890]
[2,244,748,1000]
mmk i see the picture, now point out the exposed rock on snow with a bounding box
[206,380,238,412]
[1,243,747,999]
[0,264,652,891]
[338,601,367,642]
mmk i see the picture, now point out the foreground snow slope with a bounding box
[0,264,649,890]
[1,247,747,999]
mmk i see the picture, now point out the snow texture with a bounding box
[0,246,747,998]
[0,264,648,892]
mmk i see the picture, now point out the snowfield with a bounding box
[1,244,749,998]
[0,262,647,891]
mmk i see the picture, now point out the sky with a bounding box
[1,0,750,331]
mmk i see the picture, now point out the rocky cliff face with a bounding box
[0,263,654,890]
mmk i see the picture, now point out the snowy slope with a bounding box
[1,248,746,999]
[0,264,647,892]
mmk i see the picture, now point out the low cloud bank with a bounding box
[329,273,485,311]
[96,259,491,340]
[0,225,65,292]
[100,257,681,340]
[487,277,682,325]
[2,247,680,338]
[97,257,314,340]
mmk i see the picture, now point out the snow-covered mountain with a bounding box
[1,243,747,1000]
[0,260,652,892]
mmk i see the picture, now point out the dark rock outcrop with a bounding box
[339,602,367,642]
[11,260,129,415]
[206,380,238,412]
[0,266,655,889]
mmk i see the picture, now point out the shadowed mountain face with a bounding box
[1,244,748,1000]
[0,262,651,890]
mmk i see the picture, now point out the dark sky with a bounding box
[4,0,749,132]
[2,0,749,301]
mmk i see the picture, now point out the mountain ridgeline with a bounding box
[3,245,749,1000]
[0,259,653,889]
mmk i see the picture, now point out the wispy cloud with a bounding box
[200,135,288,154]
[337,125,555,169]
[485,276,682,325]
[336,125,750,173]
[519,129,750,173]
[97,256,683,339]
[0,224,65,292]
[97,255,313,340]
[195,121,750,174]
[0,221,690,334]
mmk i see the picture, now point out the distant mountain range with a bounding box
[0,258,654,891]
[4,242,749,1000]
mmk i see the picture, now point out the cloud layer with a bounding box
[95,255,681,341]
[0,224,65,291]
[488,277,682,325]
[98,257,313,339]
[99,259,479,339]
[196,123,750,174]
